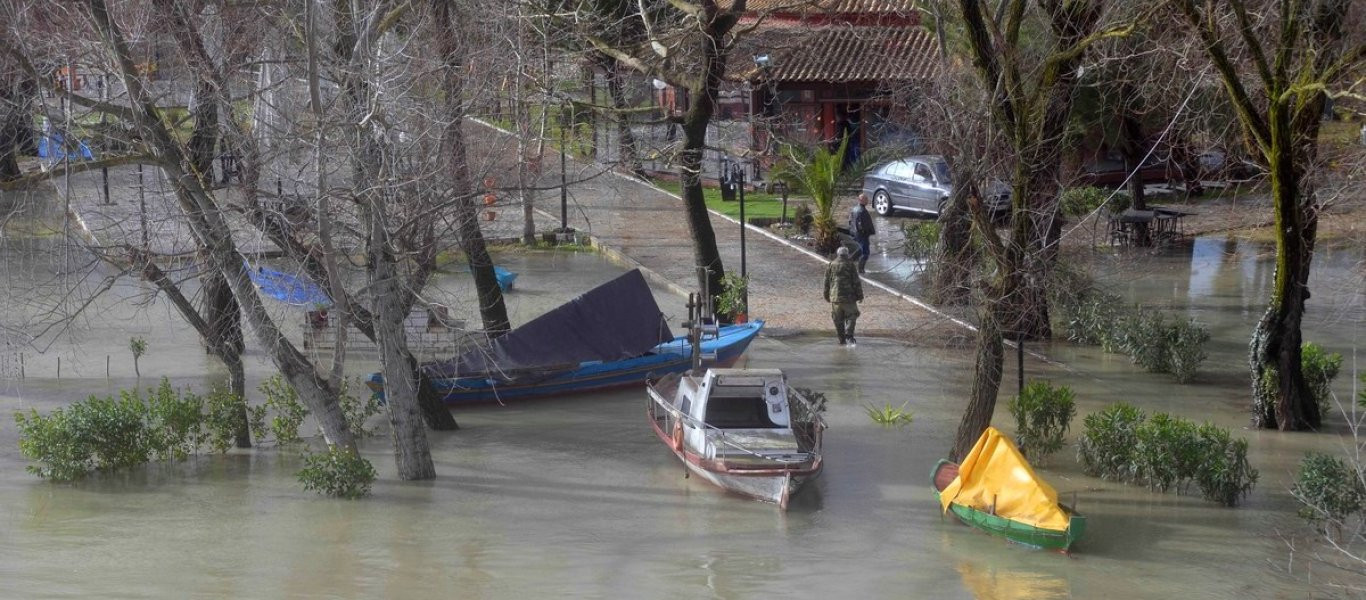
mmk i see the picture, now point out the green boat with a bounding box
[933,459,1086,552]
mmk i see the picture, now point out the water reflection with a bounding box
[955,560,1070,600]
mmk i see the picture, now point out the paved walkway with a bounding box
[468,120,970,344]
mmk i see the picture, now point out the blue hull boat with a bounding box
[427,321,761,404]
[369,321,762,405]
[366,269,763,406]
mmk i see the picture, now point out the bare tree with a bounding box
[947,0,1134,460]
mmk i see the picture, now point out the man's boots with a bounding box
[834,318,847,346]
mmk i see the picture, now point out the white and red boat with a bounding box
[647,368,824,509]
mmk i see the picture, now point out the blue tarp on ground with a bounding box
[37,132,95,162]
[247,265,332,307]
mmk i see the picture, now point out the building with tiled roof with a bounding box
[715,1,937,170]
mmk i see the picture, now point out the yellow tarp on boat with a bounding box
[938,427,1070,531]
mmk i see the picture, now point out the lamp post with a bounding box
[777,181,789,225]
[559,103,568,232]
[729,160,748,312]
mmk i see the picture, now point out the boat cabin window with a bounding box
[705,387,781,429]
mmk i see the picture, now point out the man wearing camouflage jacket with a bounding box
[823,246,864,346]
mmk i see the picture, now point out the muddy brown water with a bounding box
[1,197,1363,597]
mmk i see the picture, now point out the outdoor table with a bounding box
[1107,206,1197,246]
[1150,205,1198,240]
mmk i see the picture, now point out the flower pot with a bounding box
[734,312,748,324]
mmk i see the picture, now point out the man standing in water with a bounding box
[849,193,876,273]
[823,247,864,346]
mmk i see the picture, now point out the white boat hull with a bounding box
[682,460,813,508]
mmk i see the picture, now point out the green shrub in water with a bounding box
[1079,403,1258,506]
[864,402,914,428]
[1006,380,1076,465]
[250,375,310,447]
[1166,319,1211,383]
[1117,310,1210,382]
[13,378,237,481]
[1133,413,1201,493]
[1193,424,1258,507]
[1077,403,1144,481]
[1301,342,1342,416]
[144,379,206,462]
[1293,453,1365,527]
[203,387,248,453]
[1120,310,1169,373]
[297,447,377,499]
[339,378,383,438]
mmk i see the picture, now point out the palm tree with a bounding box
[773,136,878,254]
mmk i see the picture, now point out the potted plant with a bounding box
[306,303,330,330]
[716,272,749,324]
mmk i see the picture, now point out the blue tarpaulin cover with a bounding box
[247,265,332,307]
[38,132,95,161]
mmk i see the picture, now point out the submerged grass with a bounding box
[865,402,914,428]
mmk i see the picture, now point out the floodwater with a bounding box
[1,194,1364,598]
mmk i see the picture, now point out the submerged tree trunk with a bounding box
[434,0,510,338]
[1250,108,1320,430]
[369,207,436,479]
[952,306,1005,461]
[185,51,250,448]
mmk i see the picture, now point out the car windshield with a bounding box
[932,161,952,185]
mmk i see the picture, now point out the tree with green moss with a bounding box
[1172,0,1364,430]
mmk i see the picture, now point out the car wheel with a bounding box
[872,190,892,216]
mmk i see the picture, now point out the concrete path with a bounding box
[469,120,970,344]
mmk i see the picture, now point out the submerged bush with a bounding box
[1301,342,1342,415]
[298,447,377,499]
[13,379,242,481]
[1293,453,1365,527]
[1193,424,1257,507]
[250,375,310,447]
[339,379,383,438]
[1007,380,1076,465]
[145,379,206,462]
[1133,413,1201,493]
[1079,403,1258,506]
[203,387,248,454]
[1078,403,1144,481]
[1166,319,1211,383]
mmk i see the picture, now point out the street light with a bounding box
[559,101,569,233]
[776,181,789,225]
[728,159,748,313]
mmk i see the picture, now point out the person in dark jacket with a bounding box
[823,247,864,346]
[849,193,876,273]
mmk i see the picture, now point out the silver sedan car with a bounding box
[861,156,1009,217]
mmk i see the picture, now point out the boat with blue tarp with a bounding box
[367,269,762,405]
